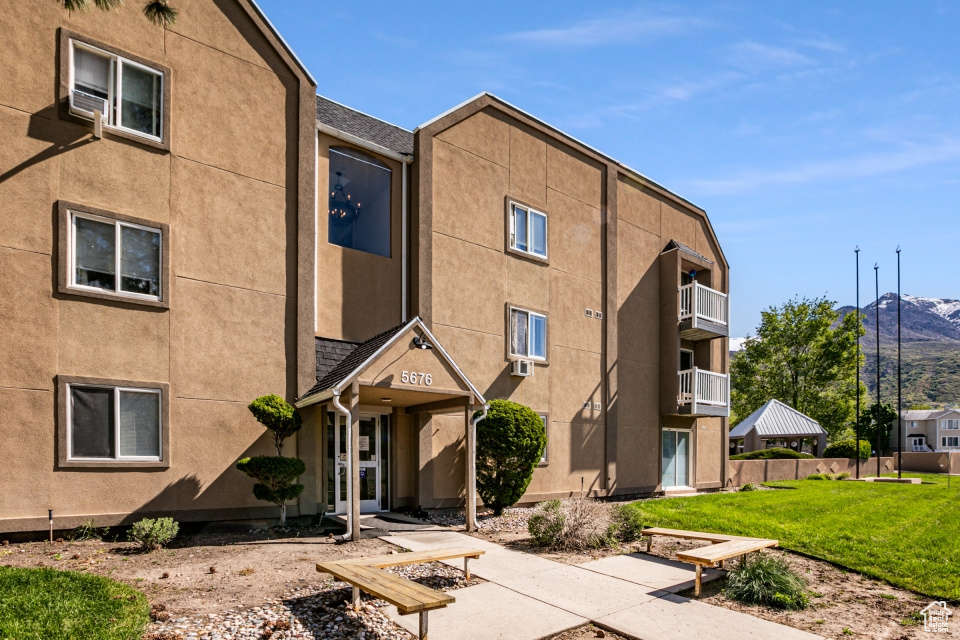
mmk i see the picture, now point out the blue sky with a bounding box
[257,1,960,337]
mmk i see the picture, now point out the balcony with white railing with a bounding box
[678,282,729,340]
[677,367,730,417]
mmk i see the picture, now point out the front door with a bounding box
[330,412,388,515]
[661,429,691,489]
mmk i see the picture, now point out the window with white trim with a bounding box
[942,436,959,448]
[539,414,548,464]
[70,210,162,300]
[69,39,164,141]
[68,384,162,460]
[942,419,959,430]
[909,421,919,429]
[510,307,547,360]
[509,203,547,258]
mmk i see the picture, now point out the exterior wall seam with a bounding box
[174,275,287,299]
[0,102,50,119]
[175,155,293,191]
[432,322,502,339]
[550,265,603,286]
[552,343,603,357]
[431,230,502,255]
[165,29,295,80]
[434,137,509,171]
[546,186,601,214]
[0,244,50,257]
[174,396,247,404]
[0,385,51,393]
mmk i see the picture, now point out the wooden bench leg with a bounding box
[741,553,747,568]
[419,610,428,640]
[464,557,471,582]
[646,535,653,552]
[352,586,360,609]
[695,564,702,598]
[719,559,725,570]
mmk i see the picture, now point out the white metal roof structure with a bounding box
[729,399,826,439]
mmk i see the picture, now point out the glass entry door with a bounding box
[329,412,388,514]
[661,429,691,489]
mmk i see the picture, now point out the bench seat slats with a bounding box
[316,562,454,614]
[677,539,778,565]
[338,548,484,568]
[641,527,750,543]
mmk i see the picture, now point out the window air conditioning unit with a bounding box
[71,90,108,120]
[511,359,534,377]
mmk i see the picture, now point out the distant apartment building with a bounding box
[0,0,730,534]
[896,409,960,452]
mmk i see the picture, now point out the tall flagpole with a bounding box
[875,263,881,479]
[897,248,902,480]
[855,248,861,479]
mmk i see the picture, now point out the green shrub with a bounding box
[476,400,546,515]
[740,483,758,492]
[71,519,109,542]
[725,554,809,610]
[730,447,814,460]
[607,504,645,543]
[806,473,830,480]
[528,500,565,546]
[127,517,178,551]
[248,395,302,455]
[236,456,306,525]
[823,439,871,459]
[835,471,851,480]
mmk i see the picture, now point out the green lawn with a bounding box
[0,567,150,640]
[627,473,960,600]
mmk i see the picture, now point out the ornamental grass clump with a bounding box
[725,554,809,610]
[528,498,643,550]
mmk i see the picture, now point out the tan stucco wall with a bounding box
[315,133,403,343]
[0,0,315,532]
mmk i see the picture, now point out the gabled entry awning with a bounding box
[295,317,486,409]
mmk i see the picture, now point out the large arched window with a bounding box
[327,146,391,257]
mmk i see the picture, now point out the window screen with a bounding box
[118,391,160,457]
[539,414,548,463]
[510,204,547,257]
[120,225,161,296]
[530,211,547,257]
[328,147,391,257]
[71,386,114,458]
[513,206,528,252]
[72,213,161,300]
[74,47,111,100]
[75,216,116,291]
[511,309,528,356]
[530,314,546,358]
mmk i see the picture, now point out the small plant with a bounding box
[835,471,851,480]
[806,473,830,480]
[879,593,896,600]
[476,400,546,515]
[128,517,179,551]
[842,628,853,636]
[740,483,758,492]
[900,611,924,626]
[725,554,809,610]
[823,439,871,459]
[72,519,109,542]
[607,504,645,543]
[528,500,565,547]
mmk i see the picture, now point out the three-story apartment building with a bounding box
[0,0,730,535]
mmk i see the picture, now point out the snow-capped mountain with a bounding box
[901,295,960,328]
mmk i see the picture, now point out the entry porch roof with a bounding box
[295,317,486,410]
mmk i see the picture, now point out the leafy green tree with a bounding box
[60,0,178,26]
[476,399,546,515]
[858,402,897,454]
[731,296,864,440]
[823,439,871,459]
[237,395,304,525]
[248,394,303,455]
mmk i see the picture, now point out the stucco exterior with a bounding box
[0,0,316,533]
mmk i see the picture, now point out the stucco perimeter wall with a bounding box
[423,106,607,504]
[897,451,960,474]
[728,457,895,486]
[0,0,314,532]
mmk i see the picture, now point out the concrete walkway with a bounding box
[379,530,823,640]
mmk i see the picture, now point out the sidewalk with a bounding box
[380,530,823,640]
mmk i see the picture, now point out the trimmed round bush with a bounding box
[823,439,871,459]
[128,517,178,551]
[725,555,809,610]
[476,399,546,515]
[236,455,306,523]
[730,447,814,460]
[248,394,302,455]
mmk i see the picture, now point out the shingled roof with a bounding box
[661,239,713,265]
[317,95,414,156]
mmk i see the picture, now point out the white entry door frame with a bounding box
[332,412,388,515]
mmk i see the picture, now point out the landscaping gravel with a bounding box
[426,507,535,534]
[146,562,477,640]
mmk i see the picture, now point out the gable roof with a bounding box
[247,0,316,85]
[901,408,960,421]
[415,92,727,269]
[729,399,826,438]
[661,239,713,265]
[317,95,414,156]
[295,317,485,407]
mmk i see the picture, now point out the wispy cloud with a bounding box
[729,41,814,69]
[684,139,960,195]
[502,9,708,47]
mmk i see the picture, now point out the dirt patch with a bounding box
[543,623,631,640]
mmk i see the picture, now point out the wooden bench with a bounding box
[642,527,778,597]
[317,548,485,639]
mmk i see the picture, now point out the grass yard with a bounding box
[627,473,960,601]
[0,566,150,640]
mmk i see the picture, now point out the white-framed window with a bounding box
[69,39,164,141]
[510,307,547,360]
[509,203,547,259]
[942,436,959,448]
[942,419,959,430]
[69,210,162,300]
[909,421,919,429]
[909,436,926,452]
[67,383,162,461]
[539,413,548,464]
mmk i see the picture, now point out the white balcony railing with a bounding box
[678,368,729,410]
[679,282,729,327]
